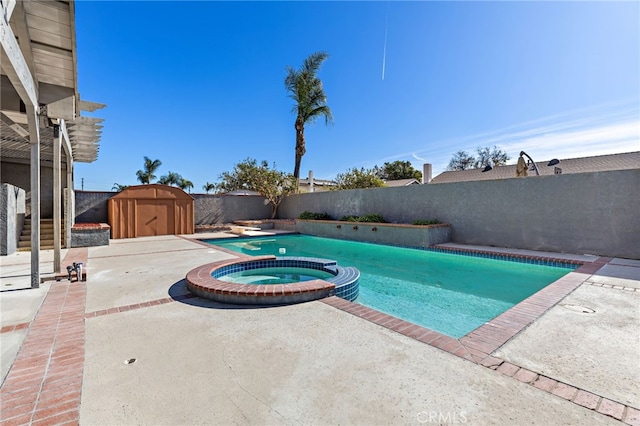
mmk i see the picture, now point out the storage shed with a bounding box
[108,184,194,239]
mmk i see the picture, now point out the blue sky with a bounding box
[74,1,639,191]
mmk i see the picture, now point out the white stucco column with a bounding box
[28,108,40,288]
[53,124,62,273]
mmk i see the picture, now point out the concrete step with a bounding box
[22,224,65,230]
[19,219,67,251]
[17,246,57,252]
[21,232,65,239]
[18,240,62,247]
[19,235,65,242]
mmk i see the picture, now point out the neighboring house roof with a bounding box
[298,177,336,193]
[385,178,421,187]
[430,151,640,184]
[223,190,262,196]
[298,178,336,187]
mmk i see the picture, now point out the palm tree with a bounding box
[136,157,162,184]
[158,171,181,186]
[203,182,216,193]
[112,183,128,192]
[178,178,194,193]
[285,51,333,181]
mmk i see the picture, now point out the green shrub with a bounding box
[413,219,441,225]
[358,214,386,223]
[299,211,332,220]
[339,214,386,223]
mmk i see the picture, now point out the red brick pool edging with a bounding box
[320,256,640,424]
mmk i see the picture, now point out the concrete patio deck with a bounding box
[1,233,638,425]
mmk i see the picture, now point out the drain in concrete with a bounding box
[562,304,595,314]
[124,358,137,364]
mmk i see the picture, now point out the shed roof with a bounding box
[110,184,195,200]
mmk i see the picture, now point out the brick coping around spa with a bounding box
[185,255,336,305]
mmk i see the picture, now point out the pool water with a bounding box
[219,267,334,285]
[204,235,573,338]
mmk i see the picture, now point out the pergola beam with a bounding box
[3,0,16,20]
[12,0,39,97]
[0,4,38,108]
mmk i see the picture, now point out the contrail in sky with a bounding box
[382,4,388,80]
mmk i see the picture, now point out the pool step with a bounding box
[230,226,262,235]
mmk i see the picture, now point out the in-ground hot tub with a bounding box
[186,256,359,305]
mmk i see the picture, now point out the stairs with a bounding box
[18,218,66,251]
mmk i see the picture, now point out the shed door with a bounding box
[136,201,175,237]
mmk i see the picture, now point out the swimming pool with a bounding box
[203,234,573,338]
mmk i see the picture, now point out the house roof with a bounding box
[430,151,640,184]
[298,178,336,187]
[223,190,262,196]
[385,178,421,187]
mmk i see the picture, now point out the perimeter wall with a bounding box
[278,169,640,259]
[75,192,272,226]
[74,170,639,258]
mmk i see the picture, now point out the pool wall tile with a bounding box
[206,234,583,270]
[428,245,584,269]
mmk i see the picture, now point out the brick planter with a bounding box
[71,223,110,247]
[295,220,451,248]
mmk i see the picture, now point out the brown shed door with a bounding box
[136,201,175,237]
[108,185,194,239]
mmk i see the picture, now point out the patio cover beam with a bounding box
[3,0,16,21]
[0,4,38,108]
